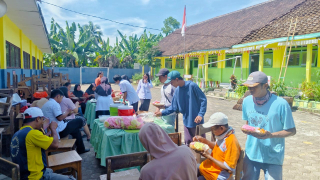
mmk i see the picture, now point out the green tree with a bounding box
[161,17,180,36]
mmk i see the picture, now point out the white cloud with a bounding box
[141,0,150,5]
[40,1,148,46]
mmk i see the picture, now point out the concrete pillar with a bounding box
[30,40,33,69]
[172,57,176,70]
[20,30,24,69]
[259,47,264,72]
[0,17,5,69]
[184,55,190,75]
[161,57,165,69]
[306,44,312,82]
[204,53,209,86]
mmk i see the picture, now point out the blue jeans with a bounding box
[243,155,282,180]
[41,168,76,180]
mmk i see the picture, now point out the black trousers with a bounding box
[59,118,85,153]
[131,101,138,112]
[139,99,151,111]
[80,103,86,114]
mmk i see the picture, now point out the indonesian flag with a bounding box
[181,6,186,37]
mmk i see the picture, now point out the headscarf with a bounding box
[95,77,112,96]
[138,123,197,180]
[85,83,95,95]
[139,123,177,159]
[59,86,69,98]
[73,84,84,98]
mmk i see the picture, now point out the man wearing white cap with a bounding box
[241,71,296,180]
[193,112,241,180]
[10,107,76,180]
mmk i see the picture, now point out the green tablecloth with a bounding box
[84,101,96,126]
[90,118,174,167]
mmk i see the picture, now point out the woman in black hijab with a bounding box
[84,83,96,100]
[73,84,86,114]
[95,77,113,118]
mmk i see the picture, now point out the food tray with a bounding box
[241,128,266,137]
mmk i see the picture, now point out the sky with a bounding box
[39,0,269,45]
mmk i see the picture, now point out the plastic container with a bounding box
[99,115,110,123]
[118,105,135,116]
[110,103,122,116]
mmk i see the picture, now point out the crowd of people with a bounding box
[9,69,296,180]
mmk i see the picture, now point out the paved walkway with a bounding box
[1,83,320,179]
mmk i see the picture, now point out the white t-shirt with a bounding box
[161,84,176,108]
[119,80,139,104]
[95,93,113,111]
[41,98,67,139]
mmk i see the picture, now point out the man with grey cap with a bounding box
[193,112,240,180]
[155,68,176,126]
[241,71,296,180]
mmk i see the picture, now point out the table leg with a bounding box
[0,132,2,157]
[77,161,82,180]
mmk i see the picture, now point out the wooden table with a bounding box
[46,139,76,162]
[48,150,82,180]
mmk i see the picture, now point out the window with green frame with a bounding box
[288,47,318,67]
[225,54,241,68]
[264,53,273,67]
[208,55,218,67]
[175,58,184,69]
[165,58,172,69]
[153,59,161,67]
[190,57,198,68]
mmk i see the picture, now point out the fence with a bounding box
[43,66,150,84]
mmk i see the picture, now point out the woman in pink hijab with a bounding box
[138,123,197,180]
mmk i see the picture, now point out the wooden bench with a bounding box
[46,139,76,163]
[104,151,151,180]
[48,150,82,180]
[168,132,182,146]
[0,157,20,180]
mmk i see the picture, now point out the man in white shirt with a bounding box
[113,75,140,112]
[155,68,176,127]
[41,89,89,154]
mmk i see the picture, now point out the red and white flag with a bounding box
[181,6,186,37]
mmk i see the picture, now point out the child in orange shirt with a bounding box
[193,112,241,180]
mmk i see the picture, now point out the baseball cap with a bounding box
[202,112,228,128]
[23,107,44,120]
[242,71,268,87]
[155,68,170,77]
[164,71,182,84]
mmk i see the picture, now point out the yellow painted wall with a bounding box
[273,46,285,68]
[185,56,190,75]
[172,58,176,70]
[217,51,226,68]
[0,15,45,69]
[306,44,312,82]
[259,47,264,71]
[242,51,250,68]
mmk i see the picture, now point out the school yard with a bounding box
[76,83,320,180]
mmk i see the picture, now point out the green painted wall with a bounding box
[263,67,320,87]
[208,68,221,82]
[176,69,184,76]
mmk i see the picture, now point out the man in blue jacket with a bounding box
[155,71,207,145]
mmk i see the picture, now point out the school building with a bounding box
[154,0,320,87]
[0,0,51,88]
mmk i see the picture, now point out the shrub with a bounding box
[270,80,286,96]
[300,80,320,101]
[152,78,160,86]
[284,88,299,97]
[235,80,248,97]
[132,73,143,81]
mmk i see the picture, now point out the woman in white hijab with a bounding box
[138,123,197,180]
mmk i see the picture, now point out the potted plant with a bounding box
[284,88,299,108]
[230,74,237,91]
[270,81,294,108]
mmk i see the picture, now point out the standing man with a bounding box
[155,68,176,127]
[11,107,75,180]
[113,75,140,112]
[242,71,296,180]
[155,71,207,145]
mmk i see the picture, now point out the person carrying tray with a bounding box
[155,70,207,146]
[154,68,176,127]
[241,71,296,180]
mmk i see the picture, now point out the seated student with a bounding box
[95,77,113,118]
[138,123,197,180]
[84,83,96,100]
[59,86,91,141]
[193,112,241,180]
[113,75,139,112]
[64,82,75,98]
[41,89,89,154]
[10,107,76,180]
[73,84,87,114]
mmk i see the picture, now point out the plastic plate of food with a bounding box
[152,101,165,108]
[241,125,266,137]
